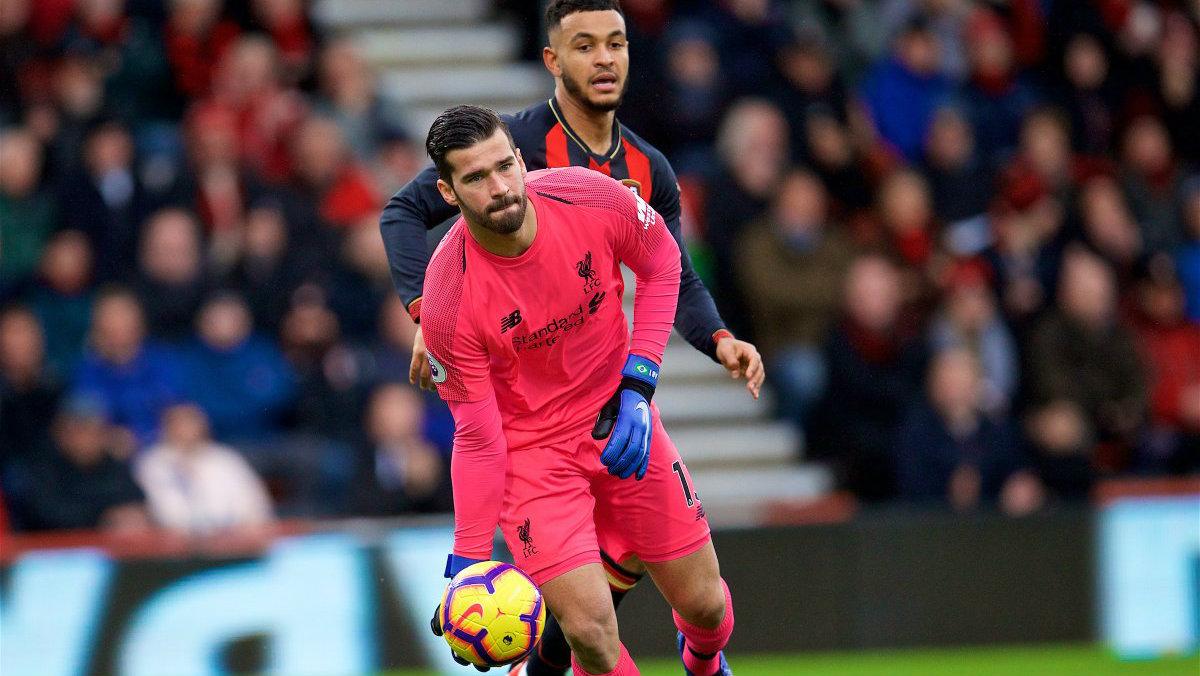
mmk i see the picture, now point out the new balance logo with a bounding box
[588,291,606,315]
[500,309,522,333]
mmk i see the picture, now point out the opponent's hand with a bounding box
[430,602,489,671]
[715,336,765,400]
[592,355,659,480]
[410,326,435,391]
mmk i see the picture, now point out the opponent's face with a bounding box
[437,129,528,236]
[545,10,629,113]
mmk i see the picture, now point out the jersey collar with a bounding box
[547,97,623,161]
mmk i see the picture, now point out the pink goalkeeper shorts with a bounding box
[498,405,711,587]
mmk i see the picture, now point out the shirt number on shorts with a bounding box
[672,461,695,507]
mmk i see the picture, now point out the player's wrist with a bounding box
[712,329,734,345]
[445,553,488,578]
[407,297,423,324]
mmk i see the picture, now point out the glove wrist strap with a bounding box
[445,554,486,578]
[622,354,660,388]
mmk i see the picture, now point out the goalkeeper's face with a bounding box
[547,10,629,113]
[441,130,529,236]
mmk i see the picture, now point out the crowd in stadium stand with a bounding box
[0,0,1197,534]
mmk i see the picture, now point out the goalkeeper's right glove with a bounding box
[430,554,490,671]
[592,354,659,480]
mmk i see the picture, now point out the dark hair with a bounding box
[425,105,514,184]
[545,0,623,34]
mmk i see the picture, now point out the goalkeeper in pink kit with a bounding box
[420,105,734,676]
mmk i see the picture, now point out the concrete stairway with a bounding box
[313,0,547,140]
[313,1,833,526]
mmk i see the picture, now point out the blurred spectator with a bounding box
[1179,177,1200,322]
[809,254,927,500]
[774,31,850,166]
[209,35,306,182]
[178,292,295,443]
[26,230,95,375]
[183,101,264,239]
[134,208,209,341]
[290,115,380,230]
[1056,32,1117,156]
[280,283,363,443]
[644,21,726,173]
[249,0,317,86]
[894,347,1042,516]
[1130,260,1200,474]
[705,98,789,332]
[1008,107,1080,203]
[164,0,238,116]
[136,403,274,535]
[1155,9,1200,162]
[1119,115,1188,255]
[1025,249,1147,493]
[6,394,149,532]
[315,39,408,164]
[878,0,972,80]
[0,127,58,296]
[72,286,181,451]
[58,119,148,282]
[922,107,994,224]
[372,128,424,197]
[44,52,109,174]
[328,223,392,342]
[983,153,1070,325]
[1076,175,1144,284]
[60,0,173,127]
[702,0,793,99]
[803,109,872,216]
[959,8,1039,159]
[872,168,938,279]
[351,383,451,516]
[353,295,454,453]
[0,0,34,125]
[736,169,856,431]
[164,0,240,104]
[218,201,308,336]
[860,16,953,162]
[0,306,61,477]
[928,260,1018,415]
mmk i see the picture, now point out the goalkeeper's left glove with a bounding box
[430,554,490,671]
[592,354,659,480]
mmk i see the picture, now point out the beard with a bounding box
[561,68,625,113]
[459,189,528,235]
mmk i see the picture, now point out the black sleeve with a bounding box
[650,158,727,362]
[379,163,460,314]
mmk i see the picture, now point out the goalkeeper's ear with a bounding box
[436,178,459,208]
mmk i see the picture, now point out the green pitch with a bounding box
[384,644,1199,675]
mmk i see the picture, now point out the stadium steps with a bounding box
[358,26,520,68]
[688,466,833,528]
[312,0,491,30]
[315,0,544,141]
[665,422,799,467]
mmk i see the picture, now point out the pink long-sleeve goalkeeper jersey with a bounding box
[421,166,682,450]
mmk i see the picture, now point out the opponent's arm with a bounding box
[379,163,461,320]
